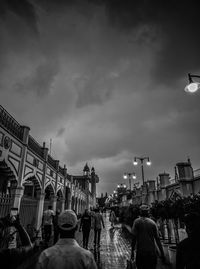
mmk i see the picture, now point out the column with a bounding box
[61,198,65,212]
[66,188,72,209]
[12,186,24,209]
[159,172,170,200]
[52,195,57,212]
[147,180,156,204]
[176,162,194,196]
[35,190,45,230]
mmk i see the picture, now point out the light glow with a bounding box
[123,174,128,179]
[184,82,200,93]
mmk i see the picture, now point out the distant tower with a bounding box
[83,163,90,176]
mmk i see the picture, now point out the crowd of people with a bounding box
[0,204,200,269]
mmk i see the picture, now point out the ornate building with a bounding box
[0,105,99,230]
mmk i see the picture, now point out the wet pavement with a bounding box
[27,212,171,269]
[76,212,171,269]
[77,212,131,269]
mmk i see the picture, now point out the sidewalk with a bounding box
[77,212,171,269]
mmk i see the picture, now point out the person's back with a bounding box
[37,209,97,269]
[133,217,158,255]
[81,211,91,231]
[176,212,200,269]
[131,204,165,269]
[38,238,96,269]
[43,208,54,226]
[176,236,200,269]
[94,212,104,230]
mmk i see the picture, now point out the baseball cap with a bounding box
[58,210,78,231]
[140,204,150,211]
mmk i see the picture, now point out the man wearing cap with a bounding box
[36,210,97,269]
[131,204,165,269]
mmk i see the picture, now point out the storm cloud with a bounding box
[0,0,200,195]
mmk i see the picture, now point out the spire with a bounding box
[83,163,90,176]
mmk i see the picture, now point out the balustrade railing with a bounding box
[0,105,68,179]
[28,135,44,159]
[59,166,65,176]
[194,169,200,178]
[0,105,23,140]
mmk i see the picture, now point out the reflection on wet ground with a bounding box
[77,212,171,269]
[77,212,131,269]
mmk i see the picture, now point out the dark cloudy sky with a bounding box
[1,0,200,196]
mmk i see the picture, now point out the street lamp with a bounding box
[133,156,151,186]
[184,73,200,93]
[123,173,136,190]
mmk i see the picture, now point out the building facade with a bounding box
[0,105,98,229]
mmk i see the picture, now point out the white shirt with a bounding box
[36,238,97,269]
[43,209,54,225]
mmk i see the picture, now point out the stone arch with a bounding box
[22,176,41,199]
[0,159,17,195]
[57,189,63,198]
[45,183,55,200]
[23,173,42,189]
[43,183,55,211]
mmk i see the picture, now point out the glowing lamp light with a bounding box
[184,73,200,93]
[184,82,200,93]
[123,174,128,179]
[132,174,136,179]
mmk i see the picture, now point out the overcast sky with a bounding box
[0,0,200,196]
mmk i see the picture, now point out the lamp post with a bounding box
[123,173,136,190]
[133,157,151,186]
[184,73,200,93]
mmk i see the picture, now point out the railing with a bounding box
[0,193,13,218]
[48,155,57,169]
[28,135,44,159]
[0,104,68,180]
[0,105,23,140]
[59,166,65,176]
[194,169,200,178]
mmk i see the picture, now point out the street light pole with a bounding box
[133,156,151,186]
[123,173,136,191]
[184,73,200,93]
[141,160,145,186]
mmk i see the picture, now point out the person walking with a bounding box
[131,204,165,269]
[36,209,97,269]
[79,209,92,249]
[109,209,116,228]
[93,208,105,249]
[53,209,60,244]
[176,212,200,269]
[42,205,54,245]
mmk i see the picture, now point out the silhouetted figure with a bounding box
[42,205,54,245]
[36,209,97,269]
[109,209,116,228]
[79,209,91,249]
[131,204,165,269]
[93,208,105,249]
[0,214,34,269]
[53,209,60,244]
[176,212,200,269]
